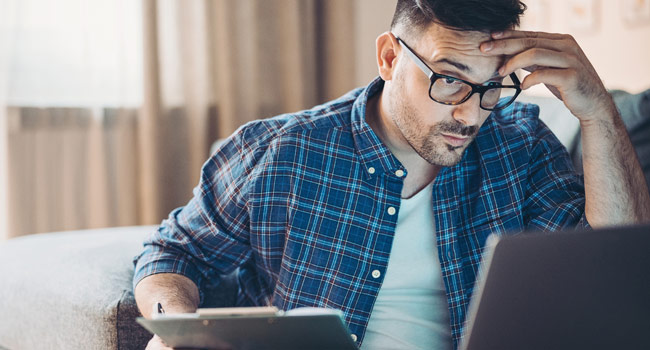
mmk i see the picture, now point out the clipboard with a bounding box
[136,306,359,350]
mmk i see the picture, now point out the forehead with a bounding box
[410,23,504,81]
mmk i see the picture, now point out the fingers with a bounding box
[481,36,571,56]
[484,30,610,121]
[494,29,568,40]
[520,67,574,91]
[146,335,175,350]
[481,30,576,56]
[499,48,575,76]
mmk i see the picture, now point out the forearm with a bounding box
[134,273,200,319]
[580,105,650,227]
[480,30,650,225]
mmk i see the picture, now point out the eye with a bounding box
[442,77,460,85]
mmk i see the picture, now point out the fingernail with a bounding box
[482,42,493,52]
[498,66,505,75]
[492,31,504,38]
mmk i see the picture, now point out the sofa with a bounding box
[0,90,648,350]
[0,226,238,350]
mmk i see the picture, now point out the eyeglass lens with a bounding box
[429,74,518,111]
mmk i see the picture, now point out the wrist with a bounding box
[578,102,620,131]
[576,93,619,127]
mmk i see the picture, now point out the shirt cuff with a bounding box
[133,249,207,305]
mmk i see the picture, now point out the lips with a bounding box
[441,134,470,147]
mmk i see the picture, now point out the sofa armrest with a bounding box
[0,226,156,349]
[0,226,239,350]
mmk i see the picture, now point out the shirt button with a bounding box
[368,167,376,174]
[371,269,381,279]
[387,206,396,215]
[351,334,358,342]
[395,169,405,177]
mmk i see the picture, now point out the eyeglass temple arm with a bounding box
[395,36,435,80]
[510,72,521,86]
[397,35,521,89]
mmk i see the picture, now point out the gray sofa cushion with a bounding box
[0,226,238,350]
[0,226,155,350]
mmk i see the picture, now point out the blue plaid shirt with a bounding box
[134,77,587,349]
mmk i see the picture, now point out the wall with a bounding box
[355,0,397,86]
[352,0,650,94]
[521,0,650,94]
[354,0,398,87]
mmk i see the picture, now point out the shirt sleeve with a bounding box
[524,119,590,231]
[132,126,260,304]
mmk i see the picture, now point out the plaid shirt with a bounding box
[133,77,587,349]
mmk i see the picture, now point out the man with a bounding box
[134,0,650,349]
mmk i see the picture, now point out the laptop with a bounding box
[460,224,650,350]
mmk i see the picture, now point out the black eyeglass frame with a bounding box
[395,36,522,111]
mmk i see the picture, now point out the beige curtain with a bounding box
[2,0,364,239]
[0,0,11,240]
[139,0,359,224]
[5,107,140,235]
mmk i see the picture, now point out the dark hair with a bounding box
[391,0,527,35]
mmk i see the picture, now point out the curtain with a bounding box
[138,0,360,225]
[0,0,12,240]
[1,0,380,240]
[1,0,144,239]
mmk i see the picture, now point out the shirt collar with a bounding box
[351,77,406,179]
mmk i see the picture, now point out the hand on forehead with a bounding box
[477,28,609,121]
[479,30,573,77]
[416,24,506,83]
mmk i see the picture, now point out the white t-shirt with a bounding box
[362,184,453,350]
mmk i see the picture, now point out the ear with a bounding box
[375,32,400,81]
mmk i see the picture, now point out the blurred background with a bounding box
[0,0,649,239]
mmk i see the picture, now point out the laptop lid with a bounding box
[460,224,650,350]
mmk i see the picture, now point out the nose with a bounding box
[451,93,481,127]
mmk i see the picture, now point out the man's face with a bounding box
[386,24,505,167]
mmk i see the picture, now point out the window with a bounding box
[2,0,143,107]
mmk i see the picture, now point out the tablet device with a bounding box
[137,307,359,350]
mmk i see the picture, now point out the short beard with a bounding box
[389,82,478,167]
[416,120,478,166]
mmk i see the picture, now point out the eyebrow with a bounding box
[432,57,502,81]
[433,58,472,74]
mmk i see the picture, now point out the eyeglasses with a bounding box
[396,36,521,111]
